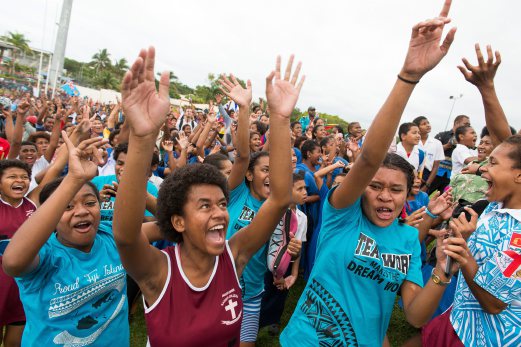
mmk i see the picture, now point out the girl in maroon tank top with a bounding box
[113,48,303,346]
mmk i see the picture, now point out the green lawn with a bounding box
[129,275,417,346]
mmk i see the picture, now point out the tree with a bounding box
[93,70,118,89]
[90,48,111,72]
[1,31,32,74]
[113,58,129,77]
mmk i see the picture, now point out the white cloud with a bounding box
[2,0,520,134]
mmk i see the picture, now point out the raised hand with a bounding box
[177,132,189,150]
[427,187,453,216]
[266,55,305,118]
[458,44,501,90]
[218,74,252,107]
[401,0,457,81]
[161,140,174,152]
[62,131,107,181]
[405,207,426,227]
[121,47,170,138]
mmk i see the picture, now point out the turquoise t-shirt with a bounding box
[280,190,423,347]
[226,181,266,300]
[15,224,129,346]
[91,174,158,228]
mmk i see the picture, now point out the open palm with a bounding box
[218,74,252,107]
[401,0,456,80]
[62,132,107,181]
[266,55,305,118]
[121,47,170,137]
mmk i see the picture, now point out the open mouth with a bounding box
[376,207,394,220]
[206,224,225,245]
[11,184,26,193]
[73,221,93,233]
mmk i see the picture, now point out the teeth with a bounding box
[209,225,224,231]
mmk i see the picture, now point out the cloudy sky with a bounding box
[2,0,520,133]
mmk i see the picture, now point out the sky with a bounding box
[2,0,520,134]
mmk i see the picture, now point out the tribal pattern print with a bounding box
[300,279,358,347]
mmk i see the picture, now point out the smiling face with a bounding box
[477,135,494,161]
[56,184,101,252]
[306,147,321,167]
[0,167,30,205]
[349,122,362,137]
[92,119,104,134]
[173,184,229,255]
[314,125,327,140]
[322,137,337,156]
[19,144,37,166]
[401,125,421,146]
[480,143,521,208]
[362,167,408,227]
[247,155,270,200]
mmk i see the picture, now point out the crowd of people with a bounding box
[1,1,520,346]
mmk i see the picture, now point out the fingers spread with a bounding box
[440,27,457,54]
[137,49,147,84]
[284,55,295,81]
[145,46,156,82]
[158,70,170,100]
[439,0,452,18]
[475,43,485,66]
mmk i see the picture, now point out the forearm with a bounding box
[196,122,212,155]
[404,273,449,327]
[479,86,510,145]
[113,134,156,245]
[107,106,119,129]
[166,151,176,172]
[176,148,188,168]
[305,194,320,203]
[45,118,62,161]
[7,115,24,159]
[461,256,508,314]
[145,193,157,217]
[268,113,292,204]
[3,176,85,276]
[235,106,250,160]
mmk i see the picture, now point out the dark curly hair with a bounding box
[0,159,32,179]
[114,142,129,161]
[156,163,229,243]
[204,153,231,170]
[39,177,100,205]
[503,135,521,169]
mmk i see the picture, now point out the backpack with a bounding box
[267,209,298,280]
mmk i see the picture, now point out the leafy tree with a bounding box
[113,58,129,77]
[1,31,32,74]
[90,48,111,72]
[93,70,118,89]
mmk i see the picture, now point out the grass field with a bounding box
[129,275,418,346]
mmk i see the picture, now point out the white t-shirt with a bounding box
[294,208,308,242]
[395,142,424,172]
[418,136,445,171]
[451,144,477,176]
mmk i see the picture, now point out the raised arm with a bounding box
[230,55,303,272]
[195,110,216,157]
[330,0,456,209]
[458,44,510,146]
[7,100,30,159]
[113,47,170,293]
[43,111,63,162]
[2,135,105,277]
[218,75,252,190]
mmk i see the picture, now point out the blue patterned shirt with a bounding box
[451,202,521,347]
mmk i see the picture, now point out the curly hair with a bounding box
[0,159,32,179]
[503,135,521,169]
[156,163,229,243]
[204,153,231,170]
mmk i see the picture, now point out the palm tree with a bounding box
[90,48,111,73]
[113,58,129,77]
[1,31,32,74]
[93,70,118,90]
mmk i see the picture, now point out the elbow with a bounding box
[405,314,427,329]
[2,254,24,278]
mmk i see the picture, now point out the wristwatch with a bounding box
[431,269,451,286]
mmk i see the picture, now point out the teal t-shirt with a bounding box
[226,181,266,300]
[280,190,423,347]
[91,174,158,228]
[15,224,129,346]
